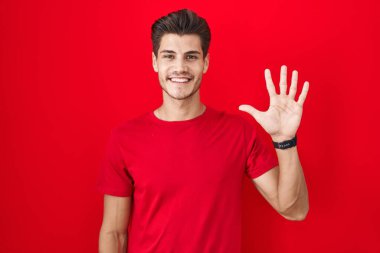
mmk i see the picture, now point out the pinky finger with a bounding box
[297,81,310,107]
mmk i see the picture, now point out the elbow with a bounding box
[290,210,308,221]
[280,210,308,221]
[279,204,309,221]
[100,226,128,238]
[99,227,128,253]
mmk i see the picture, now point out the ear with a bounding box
[152,52,158,72]
[202,53,210,74]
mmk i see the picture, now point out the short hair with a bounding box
[151,9,211,59]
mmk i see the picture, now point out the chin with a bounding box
[164,87,199,101]
[159,79,201,100]
[168,92,194,100]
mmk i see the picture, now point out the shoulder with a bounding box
[210,106,256,130]
[205,106,261,142]
[110,111,151,138]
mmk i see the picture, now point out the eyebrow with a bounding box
[159,50,201,55]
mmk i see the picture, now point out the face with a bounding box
[152,33,209,101]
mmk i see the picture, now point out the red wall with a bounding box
[1,0,379,252]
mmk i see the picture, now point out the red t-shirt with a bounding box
[96,105,279,253]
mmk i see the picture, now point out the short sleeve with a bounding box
[243,119,279,179]
[96,129,134,197]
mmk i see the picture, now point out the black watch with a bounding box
[273,136,297,149]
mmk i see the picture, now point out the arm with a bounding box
[99,194,132,253]
[239,65,310,221]
[252,146,309,220]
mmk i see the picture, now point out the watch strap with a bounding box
[273,136,297,149]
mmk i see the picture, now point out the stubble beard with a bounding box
[160,78,201,101]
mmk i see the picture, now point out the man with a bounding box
[97,8,309,253]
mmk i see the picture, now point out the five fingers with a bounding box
[264,65,309,106]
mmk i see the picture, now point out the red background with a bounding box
[1,0,379,252]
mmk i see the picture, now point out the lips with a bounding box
[168,76,193,83]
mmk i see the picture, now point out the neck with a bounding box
[154,92,206,121]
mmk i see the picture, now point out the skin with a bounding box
[239,65,310,220]
[99,195,131,253]
[152,33,209,121]
[99,33,310,252]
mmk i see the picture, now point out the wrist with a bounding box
[272,135,297,149]
[271,135,295,142]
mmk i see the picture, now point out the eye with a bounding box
[186,55,198,60]
[163,55,174,59]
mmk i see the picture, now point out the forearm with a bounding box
[99,228,128,253]
[275,145,309,220]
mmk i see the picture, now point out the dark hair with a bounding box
[151,9,211,59]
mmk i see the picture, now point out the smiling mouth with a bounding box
[168,77,193,83]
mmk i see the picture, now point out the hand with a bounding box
[239,65,310,142]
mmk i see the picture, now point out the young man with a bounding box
[97,8,309,253]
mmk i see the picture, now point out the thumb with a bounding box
[238,104,264,121]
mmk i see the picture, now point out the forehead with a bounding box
[159,33,202,54]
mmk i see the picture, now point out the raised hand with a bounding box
[239,65,309,142]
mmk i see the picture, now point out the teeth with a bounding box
[170,78,190,83]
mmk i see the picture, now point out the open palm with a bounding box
[239,65,310,142]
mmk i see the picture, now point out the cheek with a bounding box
[193,65,205,75]
[158,64,170,73]
[157,66,168,76]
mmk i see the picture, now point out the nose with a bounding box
[173,57,188,73]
